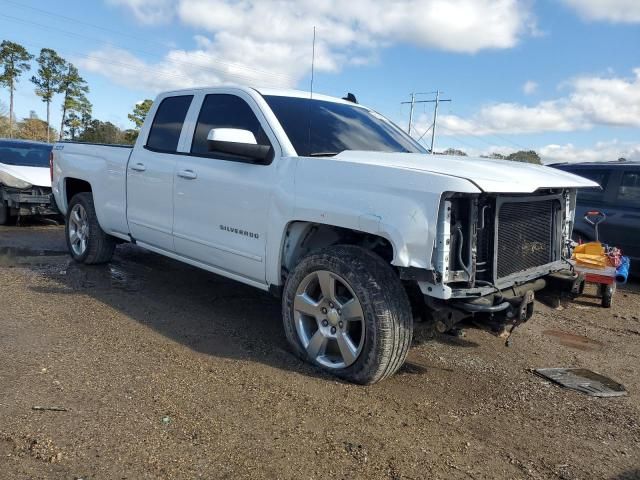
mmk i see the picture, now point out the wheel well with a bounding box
[280,222,394,281]
[65,178,92,205]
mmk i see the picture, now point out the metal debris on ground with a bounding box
[534,368,627,397]
[32,406,68,412]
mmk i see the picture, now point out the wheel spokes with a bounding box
[294,269,366,369]
[336,332,358,366]
[316,270,336,302]
[294,293,321,319]
[306,329,328,359]
[340,298,363,321]
[69,205,89,255]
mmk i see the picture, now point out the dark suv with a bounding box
[551,161,640,265]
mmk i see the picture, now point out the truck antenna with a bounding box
[310,26,316,99]
[307,26,316,155]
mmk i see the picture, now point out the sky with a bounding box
[1,0,639,163]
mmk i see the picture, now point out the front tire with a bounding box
[65,192,115,264]
[282,245,413,384]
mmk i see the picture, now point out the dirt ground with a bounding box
[1,220,639,480]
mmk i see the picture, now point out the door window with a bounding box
[570,168,610,203]
[191,94,271,161]
[618,171,640,207]
[146,95,193,153]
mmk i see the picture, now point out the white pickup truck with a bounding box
[52,86,595,384]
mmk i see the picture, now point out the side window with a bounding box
[572,168,610,203]
[146,95,193,153]
[618,170,640,207]
[191,94,271,159]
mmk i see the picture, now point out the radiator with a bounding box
[496,200,557,279]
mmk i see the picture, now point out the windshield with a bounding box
[0,142,52,168]
[264,95,426,157]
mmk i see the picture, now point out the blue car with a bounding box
[551,160,640,267]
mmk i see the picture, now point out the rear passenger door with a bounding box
[606,168,640,260]
[127,95,193,252]
[172,92,279,283]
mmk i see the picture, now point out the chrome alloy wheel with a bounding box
[68,203,89,256]
[293,270,366,369]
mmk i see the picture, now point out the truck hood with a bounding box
[335,151,598,193]
[0,162,51,188]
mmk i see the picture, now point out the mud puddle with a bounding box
[57,262,142,292]
[543,329,604,351]
[0,246,68,266]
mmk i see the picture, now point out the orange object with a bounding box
[573,241,610,269]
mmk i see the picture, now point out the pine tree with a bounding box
[31,48,66,142]
[0,41,34,138]
[58,63,88,140]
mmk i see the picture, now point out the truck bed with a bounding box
[52,141,133,238]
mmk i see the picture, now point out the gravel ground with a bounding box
[1,221,639,480]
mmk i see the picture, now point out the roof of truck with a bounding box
[159,85,361,106]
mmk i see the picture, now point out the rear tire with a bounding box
[600,283,614,308]
[282,245,413,384]
[65,192,115,264]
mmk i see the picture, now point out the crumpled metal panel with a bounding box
[534,368,627,397]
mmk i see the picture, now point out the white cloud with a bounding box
[107,0,176,24]
[539,140,640,164]
[562,0,640,23]
[434,140,640,164]
[433,68,640,136]
[95,0,535,92]
[523,80,538,95]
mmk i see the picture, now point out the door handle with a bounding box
[177,169,197,180]
[130,163,146,172]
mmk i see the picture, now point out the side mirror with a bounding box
[207,128,272,164]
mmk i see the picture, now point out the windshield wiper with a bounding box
[308,152,341,157]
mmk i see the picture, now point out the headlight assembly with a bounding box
[0,171,33,189]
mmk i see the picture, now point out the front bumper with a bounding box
[421,270,584,335]
[452,270,582,315]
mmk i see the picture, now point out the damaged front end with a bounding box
[0,184,58,218]
[405,189,583,339]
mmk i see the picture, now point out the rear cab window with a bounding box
[145,95,194,153]
[0,142,52,167]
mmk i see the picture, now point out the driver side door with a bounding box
[172,92,278,283]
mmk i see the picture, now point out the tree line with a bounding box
[440,148,542,164]
[0,39,152,144]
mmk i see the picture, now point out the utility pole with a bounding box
[407,93,415,135]
[401,90,451,153]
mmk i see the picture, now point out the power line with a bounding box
[10,38,201,86]
[438,126,483,151]
[0,10,294,84]
[443,107,532,151]
[0,0,294,81]
[414,122,433,142]
[401,90,451,153]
